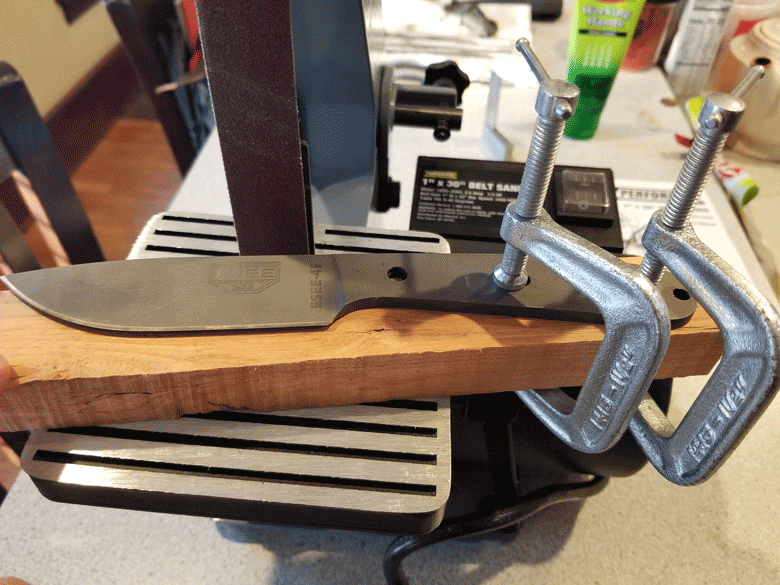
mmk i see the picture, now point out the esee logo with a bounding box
[209,261,281,293]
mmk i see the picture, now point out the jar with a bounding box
[707,0,780,88]
[713,18,780,160]
[623,0,681,71]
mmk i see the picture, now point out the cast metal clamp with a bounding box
[493,39,671,454]
[630,67,780,485]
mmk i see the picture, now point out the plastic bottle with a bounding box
[564,0,647,139]
[663,0,734,100]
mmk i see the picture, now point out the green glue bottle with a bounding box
[565,0,647,139]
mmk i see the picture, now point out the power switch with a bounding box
[555,169,614,225]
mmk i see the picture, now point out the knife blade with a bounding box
[0,253,696,332]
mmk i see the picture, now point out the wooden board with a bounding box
[0,288,722,431]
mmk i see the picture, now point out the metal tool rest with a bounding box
[21,212,675,535]
[23,215,453,534]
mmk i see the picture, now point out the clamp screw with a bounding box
[639,66,765,284]
[493,39,579,290]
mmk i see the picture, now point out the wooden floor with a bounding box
[0,118,181,499]
[71,118,182,261]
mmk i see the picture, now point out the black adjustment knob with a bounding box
[424,60,471,105]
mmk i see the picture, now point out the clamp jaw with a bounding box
[632,216,780,484]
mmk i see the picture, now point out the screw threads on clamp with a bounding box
[514,115,565,218]
[638,251,665,284]
[493,39,578,291]
[493,243,530,290]
[639,125,728,284]
[501,243,527,273]
[661,129,727,231]
[493,115,563,290]
[639,67,763,286]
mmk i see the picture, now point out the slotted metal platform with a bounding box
[21,213,453,534]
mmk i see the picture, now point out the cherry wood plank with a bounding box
[0,288,722,431]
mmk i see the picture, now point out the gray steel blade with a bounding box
[1,254,696,332]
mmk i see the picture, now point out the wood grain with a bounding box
[70,119,181,261]
[0,289,722,431]
[10,170,71,268]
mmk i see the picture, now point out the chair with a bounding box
[0,62,104,274]
[0,61,105,473]
[103,0,213,175]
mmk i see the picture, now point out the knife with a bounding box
[1,253,696,332]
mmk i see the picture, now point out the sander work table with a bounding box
[2,1,780,583]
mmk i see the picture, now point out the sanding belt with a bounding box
[195,0,312,255]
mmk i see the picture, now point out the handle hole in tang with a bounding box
[387,267,408,282]
[673,288,691,301]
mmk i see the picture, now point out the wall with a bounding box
[0,1,119,117]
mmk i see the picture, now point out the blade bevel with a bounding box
[1,256,341,332]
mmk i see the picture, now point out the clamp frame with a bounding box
[499,205,671,453]
[630,212,780,485]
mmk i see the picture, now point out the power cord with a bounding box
[382,475,608,585]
